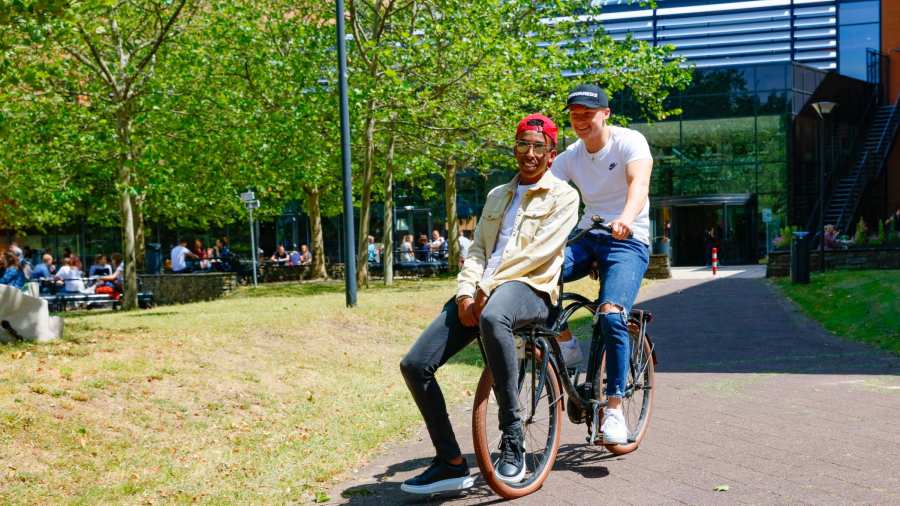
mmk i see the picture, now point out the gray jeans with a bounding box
[399,281,550,462]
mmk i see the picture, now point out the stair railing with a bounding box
[805,90,880,235]
[834,92,900,234]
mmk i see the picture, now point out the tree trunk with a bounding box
[304,184,328,280]
[382,130,396,285]
[115,104,139,310]
[356,107,376,287]
[445,159,460,273]
[133,193,145,273]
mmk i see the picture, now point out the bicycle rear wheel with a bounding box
[596,324,655,455]
[472,345,562,499]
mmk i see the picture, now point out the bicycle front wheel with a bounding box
[596,326,655,455]
[472,347,562,499]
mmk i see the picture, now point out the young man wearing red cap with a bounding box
[551,84,653,445]
[399,114,579,493]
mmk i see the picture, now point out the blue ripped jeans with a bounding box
[562,231,649,397]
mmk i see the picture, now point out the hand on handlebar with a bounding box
[608,219,633,241]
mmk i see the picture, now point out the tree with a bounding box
[201,0,342,279]
[3,0,196,309]
[349,1,691,283]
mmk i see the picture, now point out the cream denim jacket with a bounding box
[457,170,579,304]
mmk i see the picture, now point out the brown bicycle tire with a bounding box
[472,351,562,499]
[597,328,655,456]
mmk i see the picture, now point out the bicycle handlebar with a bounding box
[566,215,633,245]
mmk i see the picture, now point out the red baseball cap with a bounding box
[516,113,558,145]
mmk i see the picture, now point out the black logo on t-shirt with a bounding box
[608,162,617,171]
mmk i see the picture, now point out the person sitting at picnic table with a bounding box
[99,253,124,295]
[428,229,445,259]
[55,256,92,293]
[192,239,211,271]
[9,241,23,261]
[20,246,34,279]
[270,244,290,265]
[89,254,113,277]
[366,235,381,264]
[171,239,198,274]
[0,250,27,290]
[30,253,56,280]
[400,235,416,263]
[299,244,312,265]
[416,234,430,261]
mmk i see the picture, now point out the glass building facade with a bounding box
[551,0,885,265]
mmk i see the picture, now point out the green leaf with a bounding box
[714,484,730,492]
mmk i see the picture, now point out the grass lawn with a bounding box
[773,270,900,354]
[0,275,603,504]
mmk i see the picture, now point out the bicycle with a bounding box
[470,216,658,499]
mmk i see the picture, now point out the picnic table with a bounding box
[37,277,154,312]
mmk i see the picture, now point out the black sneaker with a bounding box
[493,427,526,484]
[400,457,474,495]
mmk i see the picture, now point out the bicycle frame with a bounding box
[473,216,655,431]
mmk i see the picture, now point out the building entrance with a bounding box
[652,194,758,267]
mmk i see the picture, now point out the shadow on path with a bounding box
[630,276,900,375]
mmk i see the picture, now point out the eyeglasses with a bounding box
[514,140,550,155]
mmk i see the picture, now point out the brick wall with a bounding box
[138,273,237,306]
[765,247,900,277]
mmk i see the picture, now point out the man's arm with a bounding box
[611,158,652,240]
[480,188,579,297]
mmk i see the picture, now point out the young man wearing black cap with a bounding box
[399,114,579,493]
[551,84,653,445]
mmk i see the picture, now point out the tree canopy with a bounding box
[1,0,691,293]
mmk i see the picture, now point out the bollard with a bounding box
[712,247,718,275]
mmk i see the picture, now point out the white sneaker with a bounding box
[601,408,628,444]
[559,338,583,367]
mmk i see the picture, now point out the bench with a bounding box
[42,292,155,312]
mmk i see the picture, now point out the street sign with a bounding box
[240,191,255,203]
[762,208,772,223]
[245,200,260,210]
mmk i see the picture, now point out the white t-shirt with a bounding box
[57,265,86,292]
[171,245,191,272]
[458,235,473,260]
[482,184,533,282]
[552,126,652,245]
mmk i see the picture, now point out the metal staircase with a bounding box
[823,98,900,234]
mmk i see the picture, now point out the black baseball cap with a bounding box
[563,84,609,110]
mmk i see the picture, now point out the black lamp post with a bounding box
[811,100,837,273]
[336,0,357,307]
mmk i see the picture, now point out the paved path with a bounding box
[330,268,900,505]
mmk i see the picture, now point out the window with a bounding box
[838,0,879,80]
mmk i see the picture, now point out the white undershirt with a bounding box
[482,184,533,282]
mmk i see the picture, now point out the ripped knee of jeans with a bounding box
[598,302,624,315]
[595,303,628,337]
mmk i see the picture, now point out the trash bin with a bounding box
[145,243,162,275]
[790,231,810,284]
